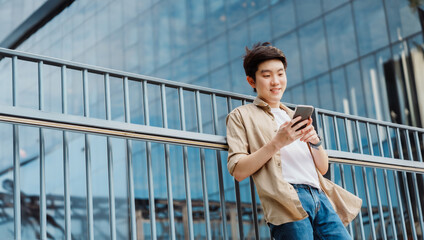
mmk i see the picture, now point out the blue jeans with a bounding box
[269,184,352,240]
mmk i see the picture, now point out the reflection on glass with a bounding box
[208,35,229,71]
[271,0,295,38]
[274,32,302,87]
[331,68,348,113]
[17,60,38,110]
[295,0,322,25]
[66,69,84,116]
[291,85,304,105]
[322,0,349,12]
[299,20,329,80]
[346,62,366,117]
[385,0,422,43]
[305,79,318,106]
[228,23,249,61]
[0,123,14,239]
[360,55,379,120]
[0,58,12,106]
[353,0,389,56]
[325,4,357,68]
[318,74,334,111]
[90,135,111,239]
[249,11,271,45]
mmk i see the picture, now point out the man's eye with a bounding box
[264,75,270,78]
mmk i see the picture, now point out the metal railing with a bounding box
[0,47,423,239]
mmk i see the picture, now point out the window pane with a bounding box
[353,0,389,56]
[317,74,334,110]
[322,0,349,12]
[346,62,366,117]
[295,0,322,25]
[385,0,422,43]
[325,4,357,68]
[271,0,296,37]
[274,32,302,86]
[299,20,329,79]
[331,68,348,113]
[305,79,318,106]
[249,11,271,45]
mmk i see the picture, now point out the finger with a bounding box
[293,119,309,131]
[300,130,315,142]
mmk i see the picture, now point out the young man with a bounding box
[226,42,362,239]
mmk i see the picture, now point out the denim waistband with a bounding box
[291,184,321,192]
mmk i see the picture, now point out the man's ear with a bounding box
[246,76,256,89]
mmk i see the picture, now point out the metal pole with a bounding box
[82,69,94,240]
[38,61,47,240]
[105,73,117,240]
[160,84,176,240]
[61,65,71,240]
[212,93,227,240]
[124,77,137,240]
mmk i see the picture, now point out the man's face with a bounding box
[247,59,287,108]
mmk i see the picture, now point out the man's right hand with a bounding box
[271,116,310,149]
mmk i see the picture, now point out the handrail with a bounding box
[0,47,256,101]
[0,105,423,174]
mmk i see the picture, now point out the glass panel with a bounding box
[128,80,144,125]
[331,68,348,113]
[374,47,392,122]
[208,35,229,71]
[0,57,12,106]
[322,0,349,12]
[360,55,379,120]
[66,69,84,116]
[210,66,231,91]
[169,0,188,58]
[291,85,305,105]
[90,135,111,239]
[88,73,106,119]
[139,11,155,74]
[110,76,125,122]
[325,4,357,68]
[189,47,208,82]
[317,74,334,110]
[305,79,318,106]
[228,22,249,61]
[183,90,198,132]
[295,0,322,25]
[299,20,329,80]
[353,0,389,56]
[249,11,271,45]
[172,55,190,83]
[44,129,65,239]
[165,87,181,130]
[17,60,38,109]
[68,132,87,239]
[187,0,207,47]
[132,141,151,239]
[147,83,163,128]
[230,59,251,95]
[0,123,14,238]
[153,2,171,68]
[169,145,187,239]
[226,0,248,28]
[274,32,302,87]
[346,62,366,117]
[111,138,129,239]
[271,0,295,37]
[385,0,422,43]
[42,65,62,113]
[207,0,226,39]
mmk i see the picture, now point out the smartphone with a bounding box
[293,105,314,131]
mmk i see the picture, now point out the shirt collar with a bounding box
[253,97,294,118]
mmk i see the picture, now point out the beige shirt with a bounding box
[226,97,362,226]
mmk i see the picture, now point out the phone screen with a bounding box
[293,105,314,131]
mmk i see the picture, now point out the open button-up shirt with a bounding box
[226,97,362,226]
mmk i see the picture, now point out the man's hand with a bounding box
[271,116,310,149]
[299,117,320,145]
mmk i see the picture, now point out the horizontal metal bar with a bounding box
[0,47,258,101]
[0,105,227,149]
[327,150,424,174]
[316,108,424,133]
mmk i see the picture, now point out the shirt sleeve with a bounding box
[226,109,250,176]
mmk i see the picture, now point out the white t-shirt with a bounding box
[270,108,320,189]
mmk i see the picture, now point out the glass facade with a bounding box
[0,0,424,239]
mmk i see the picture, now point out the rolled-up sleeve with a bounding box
[226,109,249,176]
